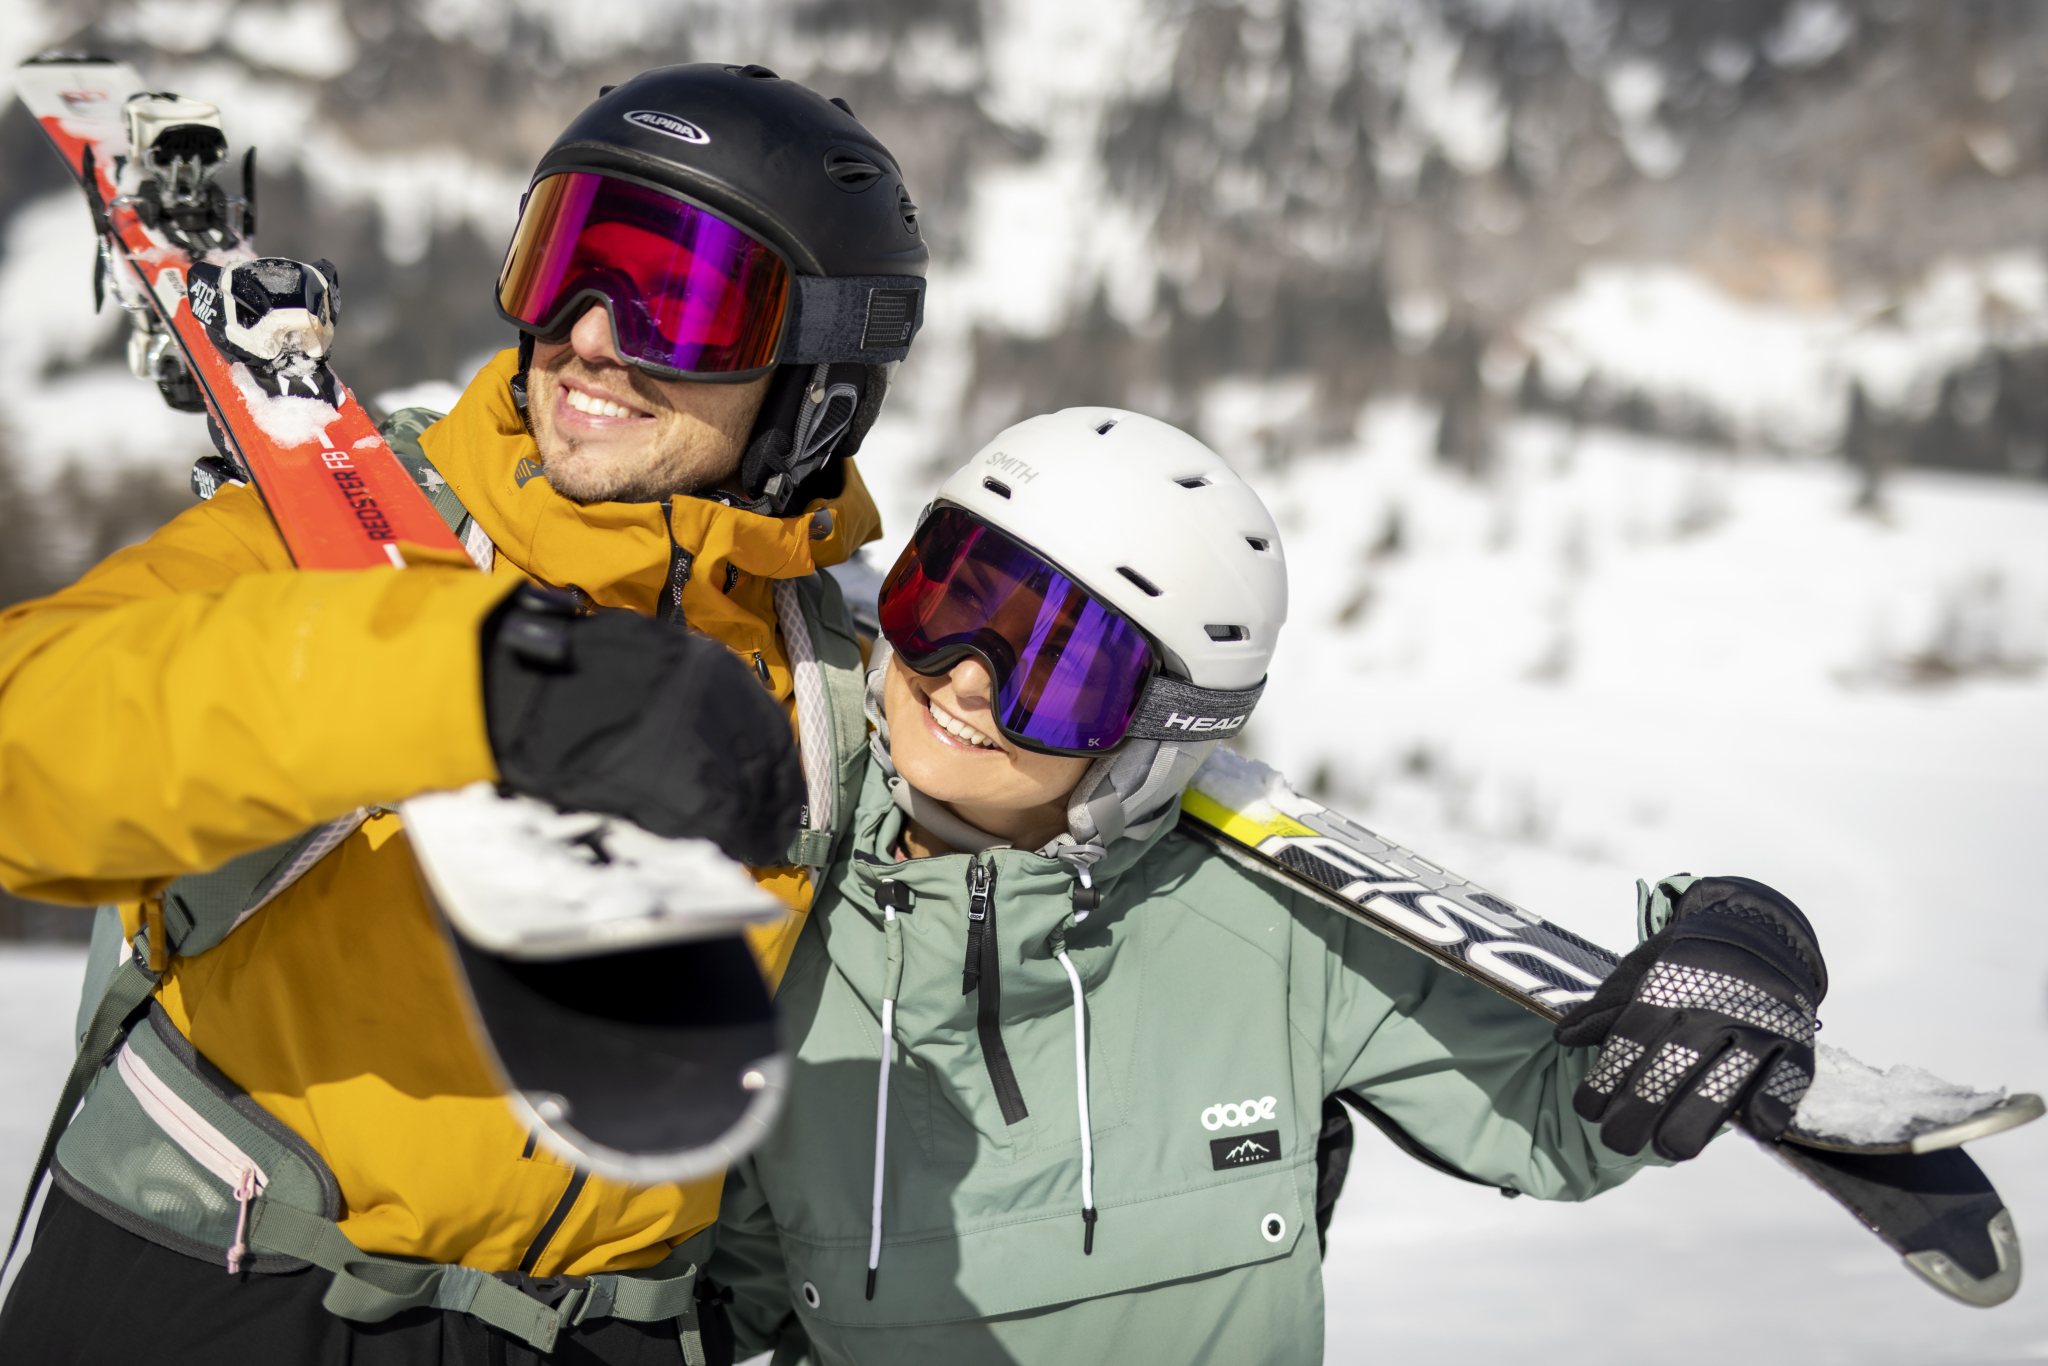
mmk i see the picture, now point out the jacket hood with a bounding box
[849,755,1182,894]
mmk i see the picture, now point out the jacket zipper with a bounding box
[961,855,1029,1125]
[519,1166,590,1275]
[662,499,693,625]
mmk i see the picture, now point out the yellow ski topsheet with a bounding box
[1179,786,1314,848]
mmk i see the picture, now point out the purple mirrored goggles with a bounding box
[878,505,1262,756]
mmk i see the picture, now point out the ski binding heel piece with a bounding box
[122,91,244,252]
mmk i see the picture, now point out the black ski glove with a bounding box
[480,584,804,867]
[1553,876,1827,1161]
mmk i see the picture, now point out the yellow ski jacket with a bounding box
[0,349,881,1275]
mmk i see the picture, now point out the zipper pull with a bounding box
[962,859,992,996]
[226,1167,261,1274]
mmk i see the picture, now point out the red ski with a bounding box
[15,56,462,570]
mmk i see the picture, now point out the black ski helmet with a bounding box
[507,62,928,512]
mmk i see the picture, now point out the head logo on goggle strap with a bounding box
[626,110,711,145]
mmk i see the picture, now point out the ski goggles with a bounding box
[879,505,1263,755]
[496,171,792,379]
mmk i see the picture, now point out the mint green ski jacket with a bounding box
[708,761,1662,1364]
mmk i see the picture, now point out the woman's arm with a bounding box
[1310,899,1668,1201]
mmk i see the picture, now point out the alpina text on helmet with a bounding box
[625,110,710,145]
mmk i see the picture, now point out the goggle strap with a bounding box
[1122,675,1266,743]
[784,275,926,365]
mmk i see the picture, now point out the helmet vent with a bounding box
[897,185,919,235]
[1245,536,1271,553]
[824,147,885,191]
[982,477,1012,498]
[734,64,780,80]
[1175,476,1209,488]
[1205,625,1249,642]
[1118,567,1163,597]
[830,96,856,116]
[1094,419,1117,435]
[599,84,617,96]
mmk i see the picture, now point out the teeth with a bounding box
[928,698,998,749]
[565,388,639,419]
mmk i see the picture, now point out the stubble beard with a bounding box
[529,355,767,505]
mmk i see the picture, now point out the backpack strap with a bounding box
[4,950,159,1268]
[381,406,494,571]
[247,1201,715,1357]
[8,809,371,1272]
[386,405,858,872]
[776,571,868,871]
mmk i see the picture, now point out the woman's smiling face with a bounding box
[883,652,1092,847]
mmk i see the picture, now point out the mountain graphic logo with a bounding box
[514,457,546,488]
[1209,1128,1281,1170]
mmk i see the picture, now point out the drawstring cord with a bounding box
[226,1168,259,1273]
[1054,946,1097,1253]
[1049,915,1098,1253]
[866,989,893,1299]
[867,869,1100,1298]
[867,880,911,1299]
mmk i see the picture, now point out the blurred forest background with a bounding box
[3,5,2048,1360]
[3,0,2047,927]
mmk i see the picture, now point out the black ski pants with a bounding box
[0,1187,725,1365]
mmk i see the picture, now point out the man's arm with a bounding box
[0,482,507,903]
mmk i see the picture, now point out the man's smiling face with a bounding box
[525,304,772,505]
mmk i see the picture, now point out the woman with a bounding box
[707,409,1828,1364]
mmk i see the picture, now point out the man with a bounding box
[0,63,922,1364]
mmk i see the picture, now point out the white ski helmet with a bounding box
[931,407,1288,693]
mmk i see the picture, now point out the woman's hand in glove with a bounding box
[480,584,805,868]
[1554,876,1827,1161]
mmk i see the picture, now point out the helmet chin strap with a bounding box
[510,331,537,434]
[737,361,889,514]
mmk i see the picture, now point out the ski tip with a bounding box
[1909,1093,2046,1155]
[509,1054,790,1186]
[1903,1207,2022,1308]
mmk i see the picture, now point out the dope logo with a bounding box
[1201,1096,1277,1131]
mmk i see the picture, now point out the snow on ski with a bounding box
[1181,745,2036,1305]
